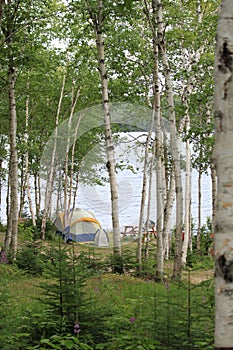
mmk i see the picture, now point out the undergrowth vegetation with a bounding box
[0,220,215,349]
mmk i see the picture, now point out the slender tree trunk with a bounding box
[143,0,165,280]
[196,166,202,251]
[5,175,11,248]
[56,170,63,213]
[213,1,233,347]
[137,116,154,265]
[5,62,18,255]
[92,0,121,254]
[68,111,82,212]
[18,154,25,219]
[156,0,183,279]
[0,137,7,218]
[154,66,164,280]
[151,0,165,281]
[25,82,36,226]
[163,168,175,260]
[34,171,41,218]
[63,84,80,230]
[41,68,66,239]
[1,2,21,256]
[182,117,191,264]
[144,145,156,258]
[179,61,194,265]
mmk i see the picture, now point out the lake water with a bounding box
[76,168,212,231]
[74,133,212,230]
[0,132,212,231]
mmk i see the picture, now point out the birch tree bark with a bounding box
[213,1,233,348]
[179,51,195,264]
[163,167,175,260]
[88,0,121,254]
[144,144,156,258]
[41,67,66,239]
[137,115,154,266]
[5,59,18,255]
[63,84,80,231]
[25,79,36,226]
[182,113,191,264]
[196,163,202,250]
[151,0,165,281]
[143,0,166,280]
[156,0,183,279]
[2,3,18,255]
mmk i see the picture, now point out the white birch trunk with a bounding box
[196,167,202,250]
[163,169,175,260]
[157,0,183,279]
[94,0,121,254]
[213,1,233,348]
[144,144,156,258]
[182,115,191,264]
[41,68,66,239]
[4,37,18,256]
[68,111,82,212]
[179,58,193,264]
[6,68,18,253]
[154,62,164,280]
[25,80,36,226]
[137,117,154,265]
[34,172,41,218]
[63,84,80,230]
[143,0,165,279]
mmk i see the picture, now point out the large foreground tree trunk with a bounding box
[213,1,233,348]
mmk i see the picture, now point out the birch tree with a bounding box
[1,1,19,255]
[156,0,183,279]
[62,83,81,230]
[144,0,166,280]
[213,1,233,348]
[137,116,154,265]
[85,0,121,254]
[25,79,36,226]
[41,67,66,239]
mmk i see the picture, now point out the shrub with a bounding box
[15,242,44,275]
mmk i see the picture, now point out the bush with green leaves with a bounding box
[17,215,56,242]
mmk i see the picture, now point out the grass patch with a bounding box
[0,259,214,349]
[0,230,215,349]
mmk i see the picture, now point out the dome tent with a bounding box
[54,208,109,247]
[94,228,109,247]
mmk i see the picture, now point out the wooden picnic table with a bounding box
[121,225,138,239]
[121,225,157,242]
